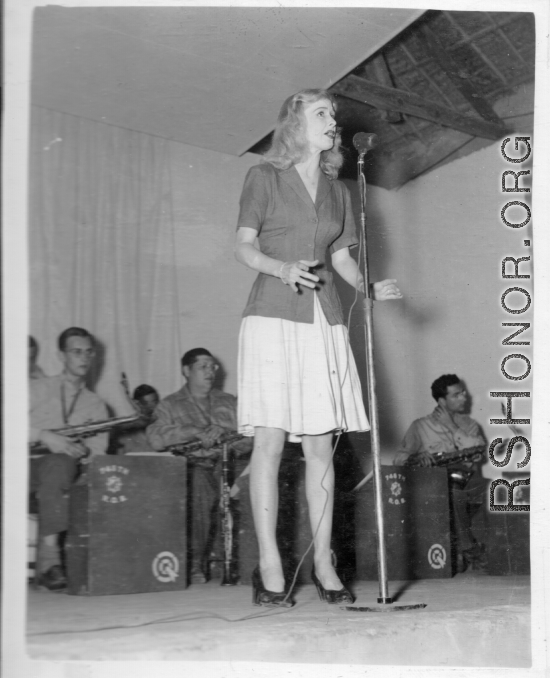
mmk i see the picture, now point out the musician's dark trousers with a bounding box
[450,471,489,553]
[29,454,78,537]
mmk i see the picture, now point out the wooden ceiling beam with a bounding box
[331,74,509,140]
[442,12,520,51]
[370,54,403,124]
[398,43,457,110]
[444,12,509,86]
[419,24,506,126]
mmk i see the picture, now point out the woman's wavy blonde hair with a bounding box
[263,89,344,180]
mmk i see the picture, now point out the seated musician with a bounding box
[394,374,488,572]
[29,327,108,591]
[146,348,252,583]
[110,384,160,454]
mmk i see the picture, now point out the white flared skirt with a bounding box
[237,292,370,440]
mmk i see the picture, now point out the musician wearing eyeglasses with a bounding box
[393,374,488,572]
[29,327,108,591]
[146,348,252,583]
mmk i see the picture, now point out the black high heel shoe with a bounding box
[312,568,355,605]
[252,566,294,608]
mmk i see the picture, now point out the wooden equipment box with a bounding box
[66,455,187,595]
[355,466,453,580]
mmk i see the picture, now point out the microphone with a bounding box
[353,132,378,154]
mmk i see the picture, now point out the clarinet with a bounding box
[220,442,238,586]
[29,414,141,456]
[166,431,243,457]
[167,432,242,585]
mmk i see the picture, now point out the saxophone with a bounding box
[404,445,485,468]
[404,445,485,490]
[428,445,485,467]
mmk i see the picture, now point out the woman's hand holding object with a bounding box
[280,259,320,293]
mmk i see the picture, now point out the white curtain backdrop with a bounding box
[27,105,534,465]
[29,106,188,414]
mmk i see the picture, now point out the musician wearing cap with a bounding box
[29,327,109,591]
[146,348,252,583]
[394,374,488,572]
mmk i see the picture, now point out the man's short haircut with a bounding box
[58,327,94,351]
[133,384,158,401]
[181,348,212,368]
[431,374,461,401]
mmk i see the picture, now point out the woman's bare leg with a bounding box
[249,426,286,592]
[302,432,343,590]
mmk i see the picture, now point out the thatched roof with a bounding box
[249,10,536,189]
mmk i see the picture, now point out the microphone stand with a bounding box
[357,150,391,605]
[344,150,426,612]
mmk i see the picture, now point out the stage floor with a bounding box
[26,572,530,667]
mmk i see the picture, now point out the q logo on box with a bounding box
[152,551,180,582]
[427,544,447,569]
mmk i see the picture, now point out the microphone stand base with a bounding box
[342,603,427,612]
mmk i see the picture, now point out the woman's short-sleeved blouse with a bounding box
[237,163,358,325]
